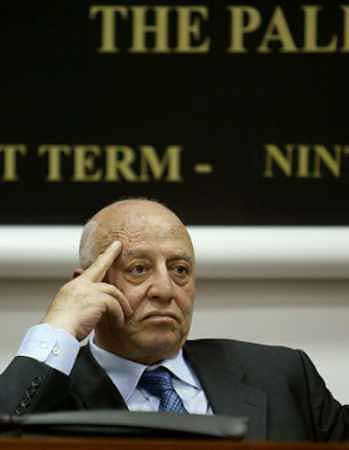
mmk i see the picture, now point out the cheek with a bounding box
[122,284,148,310]
[107,269,146,310]
[176,288,195,315]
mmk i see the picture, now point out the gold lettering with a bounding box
[313,145,341,178]
[176,7,209,53]
[264,144,294,177]
[38,145,71,181]
[105,146,137,181]
[296,145,311,178]
[341,6,349,52]
[73,145,102,181]
[303,6,337,53]
[89,6,129,53]
[130,7,169,53]
[140,146,182,181]
[0,145,27,181]
[227,6,261,53]
[258,7,297,53]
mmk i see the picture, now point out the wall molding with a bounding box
[0,226,348,280]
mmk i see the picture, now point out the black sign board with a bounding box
[0,1,348,225]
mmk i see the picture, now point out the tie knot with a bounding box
[138,367,188,414]
[139,367,174,398]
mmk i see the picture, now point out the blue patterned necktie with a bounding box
[138,367,188,414]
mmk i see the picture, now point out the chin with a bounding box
[135,331,184,361]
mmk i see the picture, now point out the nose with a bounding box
[147,266,174,302]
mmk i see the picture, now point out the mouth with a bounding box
[143,312,179,322]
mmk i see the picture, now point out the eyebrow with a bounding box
[168,255,193,264]
[123,249,193,264]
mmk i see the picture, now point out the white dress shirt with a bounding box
[16,324,212,414]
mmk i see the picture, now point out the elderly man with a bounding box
[1,199,349,440]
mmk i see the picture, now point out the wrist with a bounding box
[41,317,81,340]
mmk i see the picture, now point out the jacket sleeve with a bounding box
[298,350,349,441]
[0,356,73,415]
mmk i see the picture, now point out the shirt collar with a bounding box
[89,336,200,402]
[152,350,200,390]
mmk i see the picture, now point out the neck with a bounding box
[94,329,179,365]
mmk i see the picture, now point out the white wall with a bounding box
[193,279,349,403]
[1,278,348,403]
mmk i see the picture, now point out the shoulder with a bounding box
[185,337,300,355]
[185,338,308,376]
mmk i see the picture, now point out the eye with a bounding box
[171,264,190,277]
[128,264,147,276]
[175,265,188,274]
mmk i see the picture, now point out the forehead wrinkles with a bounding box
[94,224,134,253]
[94,221,192,256]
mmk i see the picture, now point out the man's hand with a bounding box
[43,241,133,341]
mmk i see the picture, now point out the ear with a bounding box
[72,268,84,279]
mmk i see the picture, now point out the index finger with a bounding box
[83,241,122,282]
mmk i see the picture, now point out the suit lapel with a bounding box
[69,341,266,438]
[184,340,267,440]
[70,346,128,410]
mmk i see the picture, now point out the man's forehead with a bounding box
[95,215,193,256]
[97,221,189,242]
[119,224,193,257]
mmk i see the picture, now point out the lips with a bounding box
[143,311,179,321]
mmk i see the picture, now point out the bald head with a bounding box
[79,199,193,269]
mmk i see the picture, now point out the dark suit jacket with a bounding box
[1,339,348,441]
